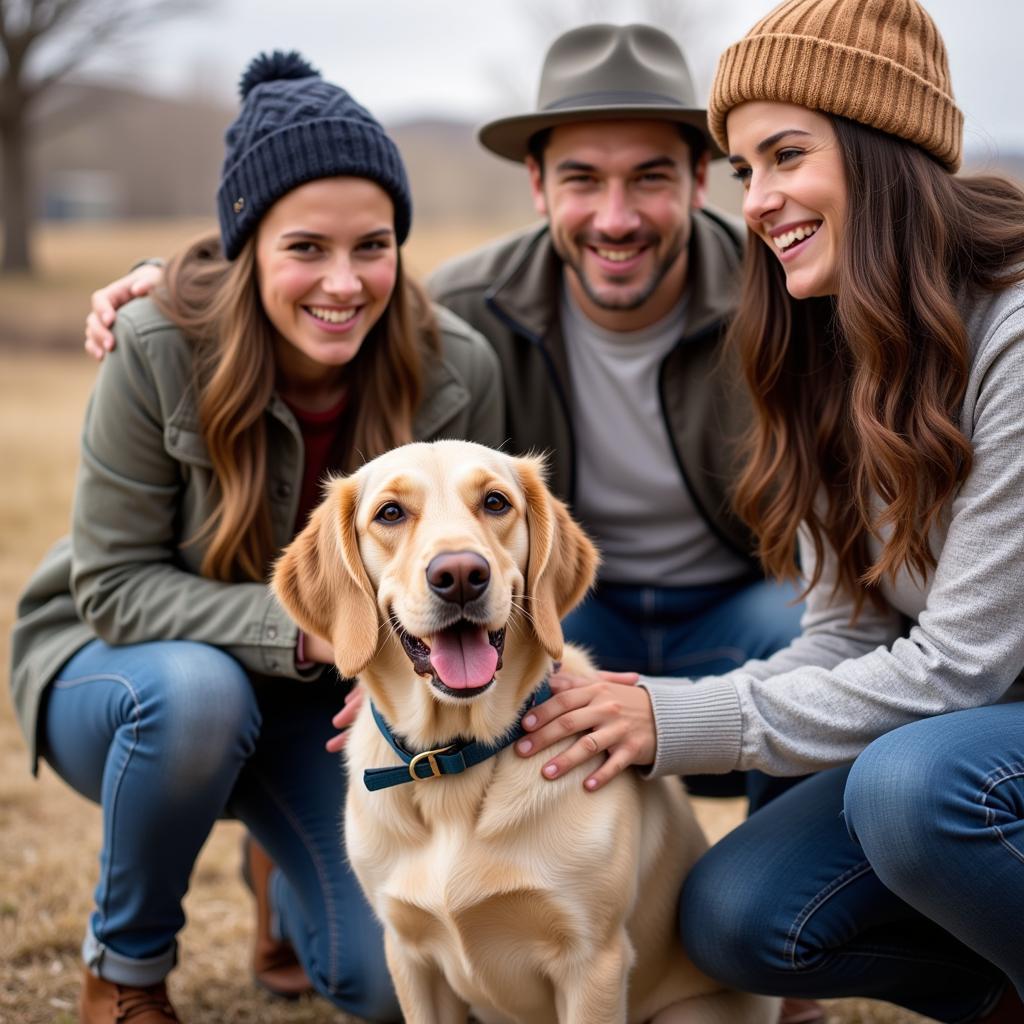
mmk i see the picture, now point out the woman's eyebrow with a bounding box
[729,128,813,163]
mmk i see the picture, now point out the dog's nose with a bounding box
[426,551,490,606]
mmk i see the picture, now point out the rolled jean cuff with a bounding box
[83,926,177,986]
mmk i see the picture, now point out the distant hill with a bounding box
[388,117,535,224]
[14,81,1024,229]
[964,149,1024,183]
[23,83,535,227]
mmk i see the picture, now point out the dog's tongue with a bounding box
[428,622,498,690]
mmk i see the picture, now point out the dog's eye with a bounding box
[483,491,511,515]
[374,502,405,524]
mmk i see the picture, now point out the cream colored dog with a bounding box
[273,440,777,1024]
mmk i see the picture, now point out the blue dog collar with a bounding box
[363,679,552,792]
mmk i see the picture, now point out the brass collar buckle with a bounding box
[408,744,456,782]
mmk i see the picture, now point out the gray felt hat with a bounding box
[478,23,720,162]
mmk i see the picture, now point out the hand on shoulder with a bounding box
[85,263,164,360]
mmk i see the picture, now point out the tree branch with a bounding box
[0,0,216,272]
[10,0,207,100]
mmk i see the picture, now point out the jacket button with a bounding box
[276,481,292,498]
[266,626,278,640]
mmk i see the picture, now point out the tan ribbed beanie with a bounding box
[709,0,962,171]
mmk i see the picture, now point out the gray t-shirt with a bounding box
[561,287,750,587]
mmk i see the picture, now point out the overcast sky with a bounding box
[76,0,1021,156]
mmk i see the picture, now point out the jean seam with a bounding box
[54,672,143,948]
[785,859,1004,1009]
[246,766,343,996]
[785,859,874,970]
[978,763,1024,866]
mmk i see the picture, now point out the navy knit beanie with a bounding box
[217,51,412,260]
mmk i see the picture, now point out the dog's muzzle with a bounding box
[394,614,506,698]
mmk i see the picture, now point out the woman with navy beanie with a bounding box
[11,52,502,1022]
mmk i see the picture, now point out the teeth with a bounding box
[307,306,357,324]
[596,248,640,262]
[773,223,820,252]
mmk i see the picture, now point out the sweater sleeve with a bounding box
[69,311,306,678]
[641,297,1024,777]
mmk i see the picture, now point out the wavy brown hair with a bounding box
[155,233,440,582]
[730,116,1024,615]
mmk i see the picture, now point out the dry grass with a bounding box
[0,221,935,1023]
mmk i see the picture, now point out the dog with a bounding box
[273,440,778,1024]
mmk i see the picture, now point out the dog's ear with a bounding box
[272,475,380,677]
[516,455,599,659]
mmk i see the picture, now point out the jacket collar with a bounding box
[484,209,742,344]
[485,223,562,343]
[363,679,553,792]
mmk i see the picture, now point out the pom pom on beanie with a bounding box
[217,50,412,259]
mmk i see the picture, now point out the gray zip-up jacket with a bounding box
[642,280,1024,777]
[10,297,504,771]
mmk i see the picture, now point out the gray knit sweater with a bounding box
[640,280,1024,777]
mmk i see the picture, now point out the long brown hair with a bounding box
[155,233,440,582]
[730,116,1024,615]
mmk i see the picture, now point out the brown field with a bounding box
[0,222,933,1023]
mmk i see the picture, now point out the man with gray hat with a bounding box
[429,23,802,695]
[433,37,812,1017]
[84,24,800,741]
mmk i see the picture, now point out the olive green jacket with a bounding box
[10,297,504,770]
[427,209,758,564]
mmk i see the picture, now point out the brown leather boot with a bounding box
[241,835,313,998]
[79,968,180,1022]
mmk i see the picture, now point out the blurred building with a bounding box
[31,83,229,221]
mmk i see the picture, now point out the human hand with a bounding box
[516,668,653,790]
[301,631,335,665]
[84,263,164,359]
[326,685,364,753]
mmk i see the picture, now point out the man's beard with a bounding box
[556,229,686,312]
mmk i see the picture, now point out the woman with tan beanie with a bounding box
[514,1,1024,1019]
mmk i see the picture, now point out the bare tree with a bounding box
[0,0,204,274]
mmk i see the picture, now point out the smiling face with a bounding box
[354,443,531,702]
[726,101,848,299]
[255,176,397,402]
[527,120,708,331]
[272,440,599,745]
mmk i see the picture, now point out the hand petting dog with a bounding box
[517,668,652,791]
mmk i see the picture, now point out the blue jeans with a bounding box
[561,576,804,676]
[563,577,804,801]
[679,704,1024,1022]
[41,639,398,1022]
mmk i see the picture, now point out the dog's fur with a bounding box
[274,440,777,1024]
